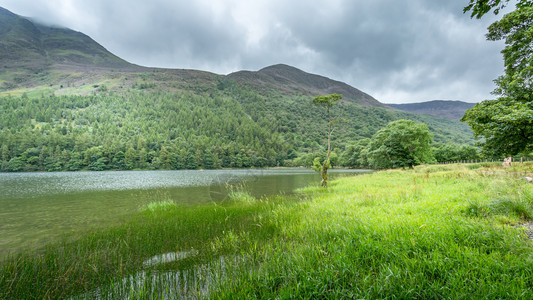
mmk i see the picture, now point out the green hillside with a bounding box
[0,80,473,172]
[0,6,475,172]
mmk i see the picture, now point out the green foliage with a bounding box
[432,143,481,162]
[339,120,437,169]
[462,96,533,157]
[185,149,198,170]
[0,92,288,171]
[462,2,533,156]
[366,120,435,169]
[0,84,474,172]
[311,157,324,173]
[487,5,533,100]
[367,120,435,169]
[464,0,533,18]
[6,157,23,172]
[339,138,370,168]
[312,93,342,108]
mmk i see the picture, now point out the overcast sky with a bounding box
[0,0,511,103]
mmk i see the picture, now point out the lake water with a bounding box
[0,168,369,258]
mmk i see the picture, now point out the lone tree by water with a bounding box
[312,93,342,186]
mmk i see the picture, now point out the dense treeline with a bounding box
[0,84,476,172]
[0,92,289,171]
[340,138,482,169]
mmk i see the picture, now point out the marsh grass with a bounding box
[140,200,177,212]
[0,193,294,299]
[2,164,533,298]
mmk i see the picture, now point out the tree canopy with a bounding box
[366,120,434,169]
[0,82,474,172]
[461,1,533,156]
[464,0,533,18]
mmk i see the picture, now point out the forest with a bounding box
[0,80,477,172]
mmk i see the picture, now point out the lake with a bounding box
[0,168,369,258]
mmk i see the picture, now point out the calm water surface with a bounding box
[0,168,369,257]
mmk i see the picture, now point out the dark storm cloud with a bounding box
[0,0,508,103]
[65,0,248,70]
[265,0,504,102]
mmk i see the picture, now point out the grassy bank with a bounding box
[2,163,533,298]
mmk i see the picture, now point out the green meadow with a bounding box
[2,163,533,298]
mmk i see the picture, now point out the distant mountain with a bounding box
[387,100,476,120]
[228,64,384,107]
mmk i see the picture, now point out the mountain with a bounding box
[387,100,475,121]
[228,64,384,107]
[0,6,141,92]
[0,6,130,69]
[0,6,476,172]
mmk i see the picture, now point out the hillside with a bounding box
[0,6,146,93]
[387,100,475,120]
[0,7,130,69]
[228,64,384,107]
[0,6,476,172]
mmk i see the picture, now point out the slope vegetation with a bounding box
[0,6,475,172]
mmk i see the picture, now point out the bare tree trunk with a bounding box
[321,107,332,187]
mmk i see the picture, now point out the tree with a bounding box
[340,138,371,168]
[124,147,136,170]
[461,1,533,156]
[112,151,126,169]
[312,93,342,186]
[463,0,533,19]
[66,152,83,171]
[203,151,215,169]
[6,157,24,172]
[366,120,434,169]
[432,143,481,162]
[185,149,198,169]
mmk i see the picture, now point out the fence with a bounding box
[435,156,533,165]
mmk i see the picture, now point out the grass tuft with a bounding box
[140,200,177,212]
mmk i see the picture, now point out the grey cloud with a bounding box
[0,0,507,103]
[267,0,504,102]
[79,0,248,70]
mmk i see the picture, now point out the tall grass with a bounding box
[2,163,533,298]
[212,164,533,298]
[0,195,294,299]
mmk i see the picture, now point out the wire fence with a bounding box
[435,156,533,165]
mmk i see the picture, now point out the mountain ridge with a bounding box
[387,100,475,120]
[0,6,383,108]
[228,64,384,107]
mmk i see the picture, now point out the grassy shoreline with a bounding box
[2,163,533,298]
